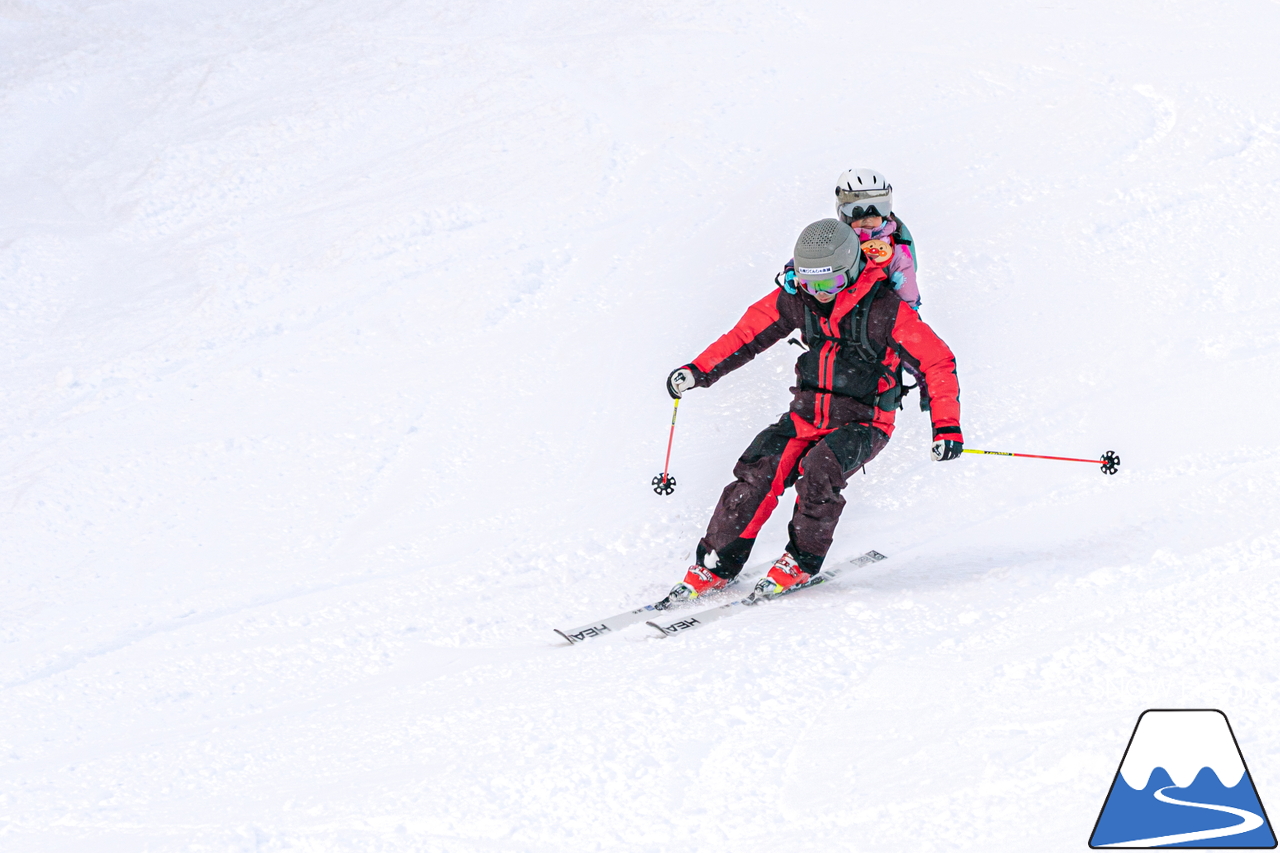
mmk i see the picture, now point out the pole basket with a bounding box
[651,473,676,495]
[1100,451,1121,475]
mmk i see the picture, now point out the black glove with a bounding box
[666,365,699,399]
[932,438,963,462]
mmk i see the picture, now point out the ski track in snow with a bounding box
[2,1,1280,851]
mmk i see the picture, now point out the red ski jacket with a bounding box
[688,259,961,441]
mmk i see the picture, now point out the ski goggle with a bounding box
[796,271,849,296]
[836,187,891,222]
[839,203,885,221]
[835,186,891,205]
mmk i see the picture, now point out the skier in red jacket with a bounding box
[666,218,963,599]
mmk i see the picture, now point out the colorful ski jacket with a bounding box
[853,218,920,308]
[687,256,961,442]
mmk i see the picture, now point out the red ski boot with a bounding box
[754,552,812,596]
[669,564,729,602]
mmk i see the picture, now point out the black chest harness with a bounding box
[797,281,913,412]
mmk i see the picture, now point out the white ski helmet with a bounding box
[835,168,892,223]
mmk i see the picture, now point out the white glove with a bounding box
[667,366,698,399]
[932,439,963,462]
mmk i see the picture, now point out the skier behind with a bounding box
[838,168,919,309]
[830,167,932,406]
[664,218,963,599]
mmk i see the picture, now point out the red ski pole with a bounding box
[651,398,680,495]
[963,448,1121,475]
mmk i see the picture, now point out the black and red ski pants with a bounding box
[698,412,888,579]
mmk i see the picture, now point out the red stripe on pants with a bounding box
[740,435,811,539]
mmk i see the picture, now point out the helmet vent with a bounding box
[797,219,841,248]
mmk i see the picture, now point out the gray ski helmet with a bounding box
[835,168,893,222]
[793,218,863,285]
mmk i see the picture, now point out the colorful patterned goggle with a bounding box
[797,271,849,296]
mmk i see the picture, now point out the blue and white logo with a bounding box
[1090,709,1276,848]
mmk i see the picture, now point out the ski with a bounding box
[554,578,742,645]
[555,600,673,645]
[646,550,887,638]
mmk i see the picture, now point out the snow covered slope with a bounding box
[3,1,1280,850]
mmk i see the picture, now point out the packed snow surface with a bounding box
[3,1,1280,851]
